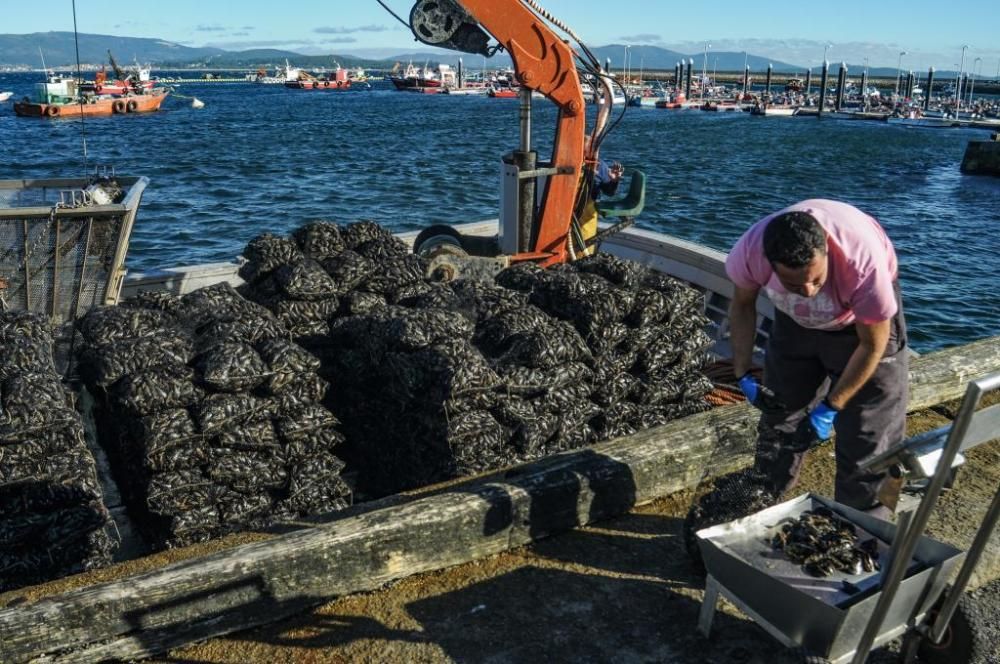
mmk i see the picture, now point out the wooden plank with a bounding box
[2,338,999,662]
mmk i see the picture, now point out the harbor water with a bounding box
[1,73,998,351]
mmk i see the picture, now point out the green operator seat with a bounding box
[596,169,646,219]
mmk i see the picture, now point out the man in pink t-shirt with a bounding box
[725,199,909,517]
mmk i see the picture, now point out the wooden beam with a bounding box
[2,337,999,663]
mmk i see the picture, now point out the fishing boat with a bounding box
[389,61,453,91]
[886,116,959,129]
[784,78,805,92]
[284,66,352,90]
[248,67,287,84]
[750,103,798,117]
[488,85,519,98]
[347,67,369,83]
[12,73,168,118]
[80,53,154,96]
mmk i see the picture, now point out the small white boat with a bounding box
[887,117,957,129]
[0,91,14,102]
[750,105,797,117]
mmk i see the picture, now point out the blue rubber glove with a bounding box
[737,373,759,404]
[738,373,786,414]
[808,400,839,440]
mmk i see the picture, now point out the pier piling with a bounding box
[805,69,812,95]
[860,69,869,105]
[818,60,830,117]
[765,63,772,97]
[685,59,693,99]
[743,65,750,97]
[835,63,847,111]
[925,67,935,111]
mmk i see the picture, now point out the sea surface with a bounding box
[1,72,998,351]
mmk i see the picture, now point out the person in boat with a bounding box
[726,200,908,518]
[578,150,624,256]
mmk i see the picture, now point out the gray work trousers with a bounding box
[753,285,909,512]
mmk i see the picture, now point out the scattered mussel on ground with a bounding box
[770,506,881,577]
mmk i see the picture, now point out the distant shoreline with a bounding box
[4,65,998,93]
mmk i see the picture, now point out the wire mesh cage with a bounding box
[0,175,148,325]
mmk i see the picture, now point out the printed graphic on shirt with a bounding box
[764,286,853,330]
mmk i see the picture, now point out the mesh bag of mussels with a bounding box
[236,220,716,499]
[0,311,115,591]
[77,283,350,548]
[237,221,424,339]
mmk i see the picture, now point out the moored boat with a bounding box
[0,91,13,102]
[887,116,959,129]
[750,103,797,117]
[13,73,168,118]
[80,52,154,96]
[488,85,519,98]
[285,65,352,90]
[389,62,456,91]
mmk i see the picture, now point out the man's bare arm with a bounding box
[729,285,761,378]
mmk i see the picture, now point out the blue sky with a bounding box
[4,0,999,70]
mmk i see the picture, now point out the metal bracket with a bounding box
[517,166,575,179]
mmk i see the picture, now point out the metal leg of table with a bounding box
[699,575,721,637]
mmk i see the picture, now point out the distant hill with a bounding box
[0,32,964,78]
[0,32,223,67]
[589,45,804,73]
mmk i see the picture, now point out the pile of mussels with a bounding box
[771,507,881,577]
[238,220,716,498]
[77,284,350,548]
[0,311,115,591]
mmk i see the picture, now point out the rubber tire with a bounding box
[46,105,59,117]
[917,592,988,664]
[112,100,126,113]
[126,100,138,112]
[413,224,463,255]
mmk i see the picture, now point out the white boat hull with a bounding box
[887,117,957,128]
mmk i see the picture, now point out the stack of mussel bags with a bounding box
[0,311,115,591]
[77,284,350,548]
[239,220,715,498]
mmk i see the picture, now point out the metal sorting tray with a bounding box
[0,176,148,325]
[697,494,963,661]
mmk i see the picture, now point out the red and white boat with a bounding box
[14,73,168,118]
[81,56,154,96]
[284,66,352,90]
[389,62,456,92]
[487,85,519,98]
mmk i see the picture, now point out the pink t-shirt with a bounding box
[725,199,899,330]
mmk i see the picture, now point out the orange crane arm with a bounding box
[456,0,586,265]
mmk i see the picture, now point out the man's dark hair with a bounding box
[762,211,827,268]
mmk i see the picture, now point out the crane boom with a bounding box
[407,0,587,266]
